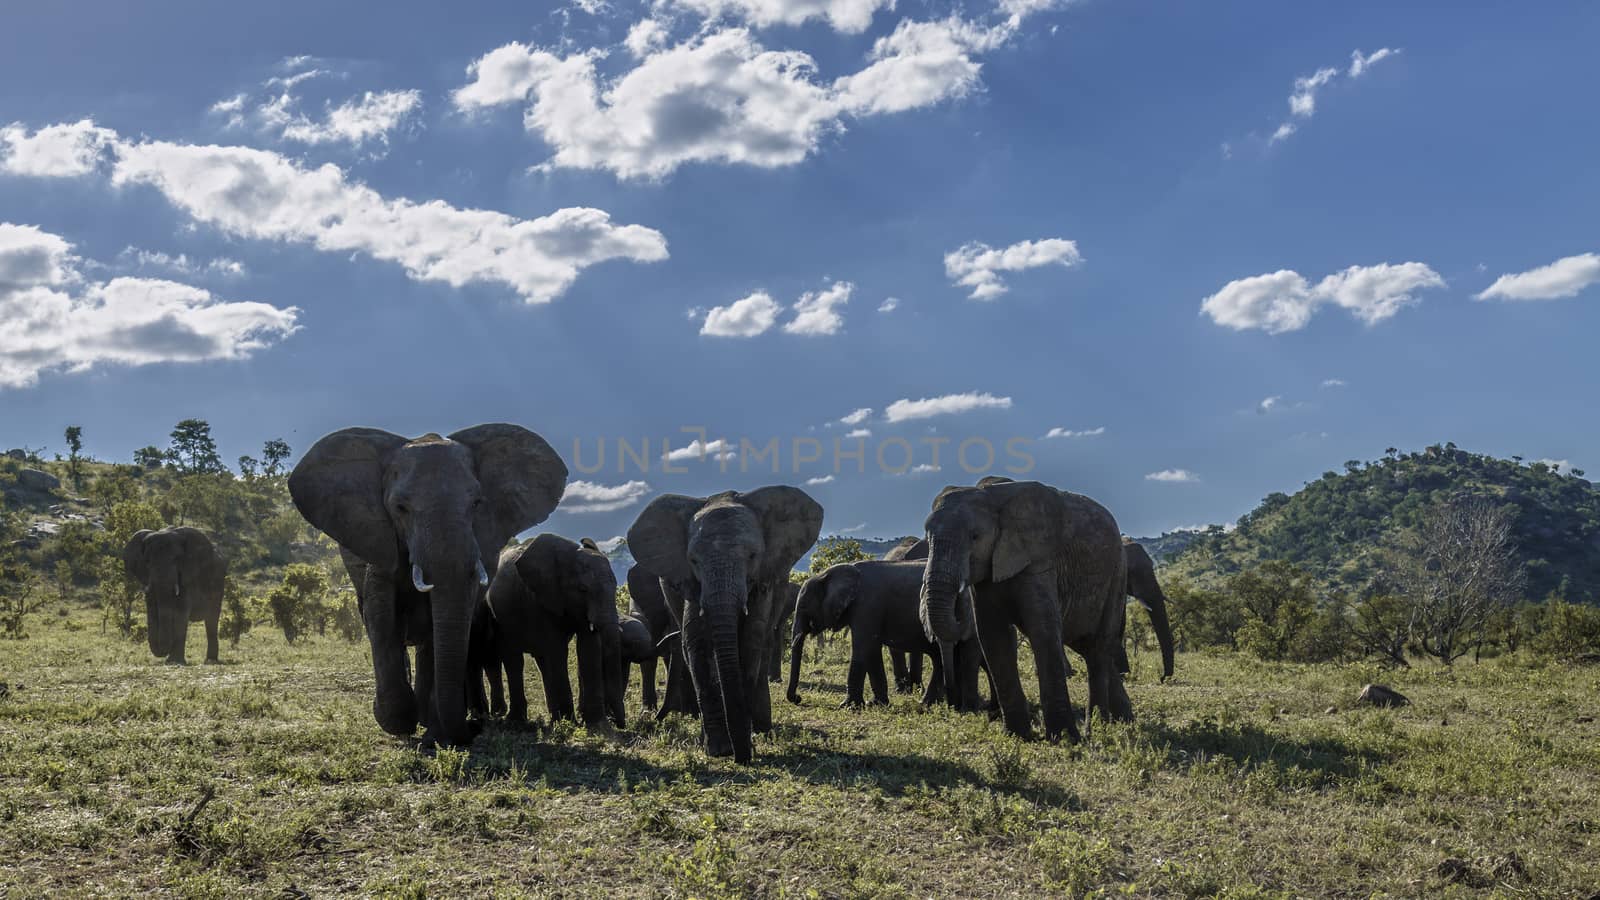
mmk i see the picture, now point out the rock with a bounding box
[1576,715,1594,724]
[1357,684,1409,708]
[16,468,60,493]
[4,449,25,460]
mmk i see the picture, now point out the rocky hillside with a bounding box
[1164,444,1600,603]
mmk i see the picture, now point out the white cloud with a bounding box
[805,474,835,485]
[837,522,868,533]
[1269,122,1297,144]
[119,248,247,279]
[1534,458,1571,473]
[844,428,872,438]
[907,463,941,474]
[783,280,851,335]
[594,535,626,552]
[1348,48,1398,78]
[562,479,652,513]
[944,238,1081,300]
[1288,67,1338,118]
[279,90,422,147]
[1145,469,1198,483]
[1476,253,1600,302]
[97,130,666,303]
[666,0,893,33]
[0,223,299,389]
[1201,263,1444,333]
[663,438,736,463]
[839,407,872,425]
[885,391,1012,422]
[1043,426,1104,439]
[1321,378,1346,388]
[210,94,248,116]
[877,296,899,313]
[0,120,117,177]
[701,290,781,337]
[453,10,1040,179]
[1257,395,1282,414]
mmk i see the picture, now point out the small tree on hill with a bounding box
[1387,497,1525,665]
[261,439,291,478]
[808,537,873,576]
[133,446,166,469]
[64,425,84,491]
[168,419,226,475]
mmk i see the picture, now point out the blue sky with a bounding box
[3,0,1598,542]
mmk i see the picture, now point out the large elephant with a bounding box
[765,581,801,683]
[786,560,967,708]
[122,526,224,665]
[920,478,1129,743]
[289,425,566,748]
[1121,538,1176,680]
[489,535,625,730]
[627,563,696,717]
[627,486,823,763]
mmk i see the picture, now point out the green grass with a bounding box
[3,609,1598,898]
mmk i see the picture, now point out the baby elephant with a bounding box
[122,526,225,664]
[617,613,660,709]
[788,560,968,708]
[488,535,625,731]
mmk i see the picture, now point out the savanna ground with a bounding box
[2,609,1598,898]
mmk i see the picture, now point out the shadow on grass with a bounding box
[1144,716,1387,782]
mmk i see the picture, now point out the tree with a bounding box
[1230,561,1319,661]
[1388,497,1526,665]
[133,445,167,469]
[237,455,260,479]
[266,563,331,644]
[219,580,255,648]
[1349,593,1412,666]
[100,501,164,637]
[168,419,226,475]
[64,425,84,491]
[807,537,873,576]
[261,439,291,477]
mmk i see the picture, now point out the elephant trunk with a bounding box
[786,631,805,703]
[920,536,968,645]
[430,579,474,747]
[601,621,627,728]
[1144,586,1176,681]
[146,577,184,658]
[702,563,753,764]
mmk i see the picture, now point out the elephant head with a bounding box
[1124,539,1175,680]
[627,486,822,763]
[919,479,1063,645]
[619,614,655,663]
[882,537,928,561]
[786,564,859,703]
[123,526,217,660]
[289,424,566,746]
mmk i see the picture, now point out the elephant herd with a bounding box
[120,424,1177,765]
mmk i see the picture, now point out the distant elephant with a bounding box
[489,535,625,730]
[290,425,567,747]
[881,537,931,693]
[787,560,973,708]
[765,581,802,683]
[920,477,1129,742]
[122,526,224,665]
[1121,539,1176,680]
[627,563,696,717]
[618,613,658,708]
[628,486,823,763]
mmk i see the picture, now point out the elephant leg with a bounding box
[361,574,417,736]
[1115,643,1130,676]
[641,657,659,711]
[681,607,732,757]
[843,638,869,709]
[204,613,219,664]
[1013,579,1078,744]
[866,640,890,706]
[921,648,945,705]
[487,659,506,718]
[767,618,785,684]
[974,598,1032,740]
[908,651,924,693]
[740,603,774,735]
[504,651,529,723]
[536,636,576,723]
[414,640,436,737]
[658,642,696,720]
[891,650,912,693]
[574,630,610,730]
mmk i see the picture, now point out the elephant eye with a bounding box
[394,502,411,516]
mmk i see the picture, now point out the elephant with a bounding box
[617,613,659,708]
[919,477,1129,743]
[627,563,695,716]
[467,592,506,720]
[122,526,224,664]
[881,537,931,693]
[786,559,974,708]
[765,581,802,683]
[289,425,566,748]
[1121,539,1176,681]
[627,486,823,763]
[488,535,625,730]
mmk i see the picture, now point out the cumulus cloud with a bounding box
[666,0,893,33]
[1201,263,1444,333]
[119,248,247,278]
[453,8,1046,179]
[877,296,899,313]
[805,474,836,485]
[839,407,872,425]
[783,280,851,335]
[0,120,117,177]
[1476,252,1600,302]
[885,391,1012,422]
[663,438,735,463]
[279,90,423,147]
[1268,49,1398,144]
[594,535,627,552]
[1349,48,1398,78]
[1043,426,1103,439]
[562,479,653,513]
[701,290,781,336]
[844,428,872,438]
[1146,469,1198,483]
[944,238,1081,300]
[0,223,298,389]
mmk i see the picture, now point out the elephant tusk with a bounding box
[411,564,434,593]
[475,558,490,588]
[173,584,181,597]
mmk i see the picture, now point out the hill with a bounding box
[1165,443,1600,602]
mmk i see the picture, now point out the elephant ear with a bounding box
[450,424,568,557]
[123,530,153,585]
[178,528,223,582]
[990,481,1063,583]
[627,494,703,585]
[741,485,824,582]
[289,427,409,570]
[821,565,860,628]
